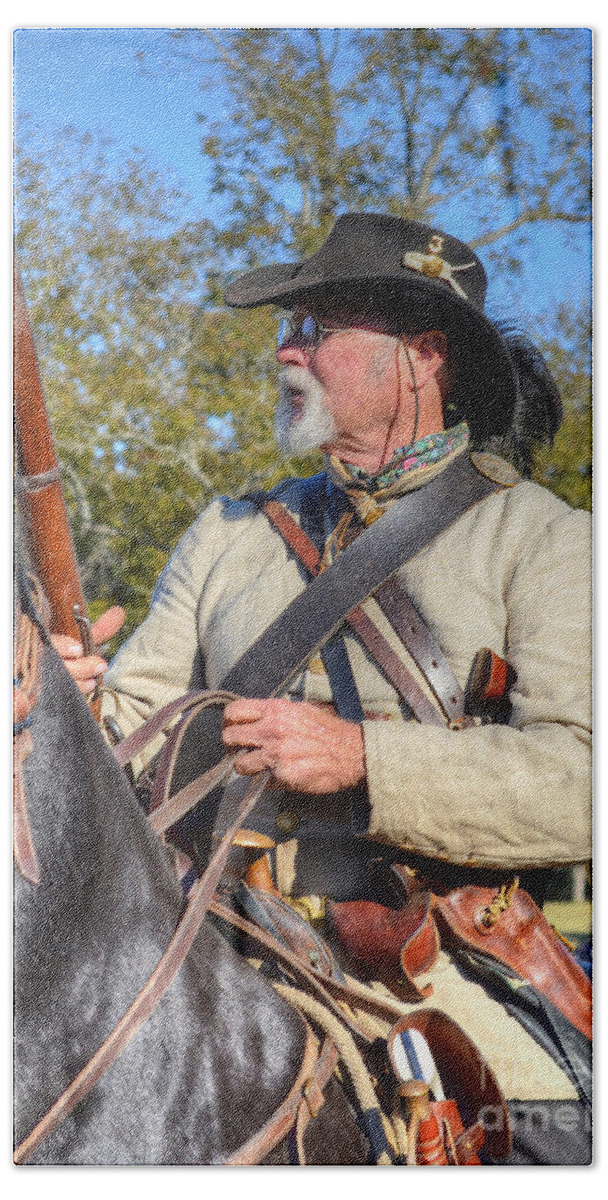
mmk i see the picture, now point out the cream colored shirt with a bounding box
[102,458,591,1101]
[103,461,591,871]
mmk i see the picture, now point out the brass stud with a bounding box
[276,810,299,835]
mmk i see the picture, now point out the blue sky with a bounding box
[14,28,216,223]
[13,24,592,335]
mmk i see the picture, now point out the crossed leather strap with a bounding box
[16,684,417,1165]
[256,497,469,727]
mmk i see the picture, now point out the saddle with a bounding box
[325,869,592,1040]
[212,864,590,1160]
[233,849,592,1044]
[210,875,513,1164]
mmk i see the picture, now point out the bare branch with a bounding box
[197,30,272,113]
[470,206,589,249]
[408,32,501,213]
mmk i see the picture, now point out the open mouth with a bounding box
[285,389,305,419]
[278,366,323,434]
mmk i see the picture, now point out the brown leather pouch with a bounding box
[435,884,592,1040]
[325,891,439,1001]
[387,1009,512,1161]
[431,1100,483,1164]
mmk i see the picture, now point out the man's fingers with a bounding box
[223,698,268,724]
[67,655,108,682]
[51,637,107,694]
[233,748,275,776]
[222,697,365,793]
[51,604,124,659]
[78,676,102,696]
[49,606,123,698]
[13,687,30,723]
[51,633,83,659]
[222,720,266,749]
[90,606,126,646]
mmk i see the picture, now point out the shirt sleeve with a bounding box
[361,504,592,868]
[100,500,230,769]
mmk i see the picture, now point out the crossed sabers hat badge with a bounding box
[402,234,477,299]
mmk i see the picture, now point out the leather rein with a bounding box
[14,668,377,1165]
[14,458,504,1163]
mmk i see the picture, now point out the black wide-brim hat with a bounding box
[224,213,518,439]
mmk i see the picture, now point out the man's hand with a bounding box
[50,607,125,695]
[13,684,32,726]
[222,697,366,794]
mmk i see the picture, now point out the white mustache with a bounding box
[275,366,337,454]
[278,363,315,396]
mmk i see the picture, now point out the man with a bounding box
[55,214,591,1163]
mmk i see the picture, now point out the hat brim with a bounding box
[224,265,517,439]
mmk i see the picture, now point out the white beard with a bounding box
[275,365,337,455]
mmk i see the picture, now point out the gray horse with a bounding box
[13,581,365,1165]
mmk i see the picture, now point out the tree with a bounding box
[168,28,590,265]
[164,26,593,503]
[15,122,214,628]
[15,29,591,632]
[532,307,592,511]
[14,121,322,632]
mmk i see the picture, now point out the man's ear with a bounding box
[409,329,448,359]
[401,330,448,383]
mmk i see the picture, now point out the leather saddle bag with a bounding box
[328,874,592,1040]
[383,1009,512,1163]
[434,884,592,1040]
[325,890,439,1001]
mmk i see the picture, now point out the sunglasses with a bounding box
[276,314,346,349]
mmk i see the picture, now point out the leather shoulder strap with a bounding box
[257,502,470,725]
[223,453,500,701]
[254,499,450,725]
[249,481,367,722]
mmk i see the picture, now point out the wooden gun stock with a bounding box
[14,259,88,643]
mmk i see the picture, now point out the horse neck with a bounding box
[15,642,310,1165]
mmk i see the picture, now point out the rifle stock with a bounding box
[14,259,88,643]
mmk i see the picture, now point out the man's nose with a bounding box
[276,344,312,367]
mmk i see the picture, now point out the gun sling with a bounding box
[222,452,501,707]
[145,453,502,826]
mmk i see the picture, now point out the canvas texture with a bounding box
[14,27,592,1168]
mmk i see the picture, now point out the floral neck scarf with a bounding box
[326,422,470,526]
